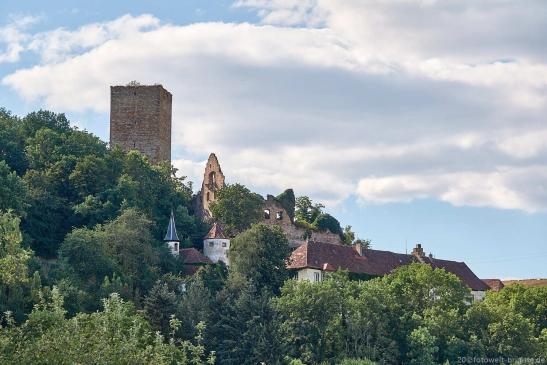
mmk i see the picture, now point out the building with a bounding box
[180,248,212,275]
[110,83,172,164]
[481,278,505,291]
[288,241,489,301]
[203,222,230,265]
[164,210,180,256]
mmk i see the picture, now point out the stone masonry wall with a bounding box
[200,153,225,217]
[110,85,172,164]
[263,195,342,247]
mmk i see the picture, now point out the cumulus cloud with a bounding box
[0,15,40,63]
[2,3,547,212]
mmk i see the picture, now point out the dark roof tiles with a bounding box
[288,241,489,291]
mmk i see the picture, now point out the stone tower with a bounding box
[110,84,172,164]
[200,153,225,217]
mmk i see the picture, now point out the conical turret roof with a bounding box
[164,210,180,242]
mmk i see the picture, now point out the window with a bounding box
[209,241,214,247]
[314,272,320,282]
[264,209,271,219]
[321,271,326,281]
[276,211,283,220]
[222,241,227,247]
[206,192,210,201]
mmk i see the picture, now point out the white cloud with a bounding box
[0,15,40,63]
[2,3,547,212]
[357,166,547,213]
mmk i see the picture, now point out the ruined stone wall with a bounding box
[200,153,225,217]
[262,195,342,247]
[110,85,172,164]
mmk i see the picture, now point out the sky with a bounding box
[1,0,546,280]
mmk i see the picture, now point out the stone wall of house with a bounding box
[110,84,172,164]
[262,195,342,247]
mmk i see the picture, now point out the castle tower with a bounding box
[203,222,230,265]
[164,210,180,256]
[200,153,225,217]
[110,84,172,164]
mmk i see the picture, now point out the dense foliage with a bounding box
[0,108,207,257]
[209,183,264,233]
[0,108,545,364]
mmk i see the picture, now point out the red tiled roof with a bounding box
[180,248,212,265]
[288,241,489,291]
[204,222,227,239]
[482,279,505,291]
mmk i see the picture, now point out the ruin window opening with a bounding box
[206,192,210,201]
[264,209,271,219]
[209,171,216,187]
[276,211,283,220]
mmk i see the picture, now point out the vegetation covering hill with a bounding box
[1,108,546,364]
[503,279,547,287]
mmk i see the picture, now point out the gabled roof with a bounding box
[204,222,227,239]
[180,248,212,265]
[164,210,180,242]
[482,279,505,291]
[288,241,489,291]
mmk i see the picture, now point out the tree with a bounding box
[0,161,28,217]
[209,183,264,233]
[0,290,215,365]
[229,224,291,294]
[407,327,438,365]
[144,281,177,335]
[0,211,32,303]
[295,196,324,224]
[354,238,372,249]
[342,225,355,245]
[208,274,281,365]
[58,209,169,310]
[274,272,356,364]
[0,109,27,174]
[276,189,296,221]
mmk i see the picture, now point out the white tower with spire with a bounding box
[164,210,180,256]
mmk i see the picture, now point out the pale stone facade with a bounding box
[203,238,230,265]
[110,84,172,164]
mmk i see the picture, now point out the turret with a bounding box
[164,210,180,256]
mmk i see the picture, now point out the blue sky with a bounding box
[1,0,546,279]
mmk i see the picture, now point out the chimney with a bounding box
[411,243,425,262]
[354,242,364,256]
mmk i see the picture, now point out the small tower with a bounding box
[203,222,230,265]
[164,210,180,256]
